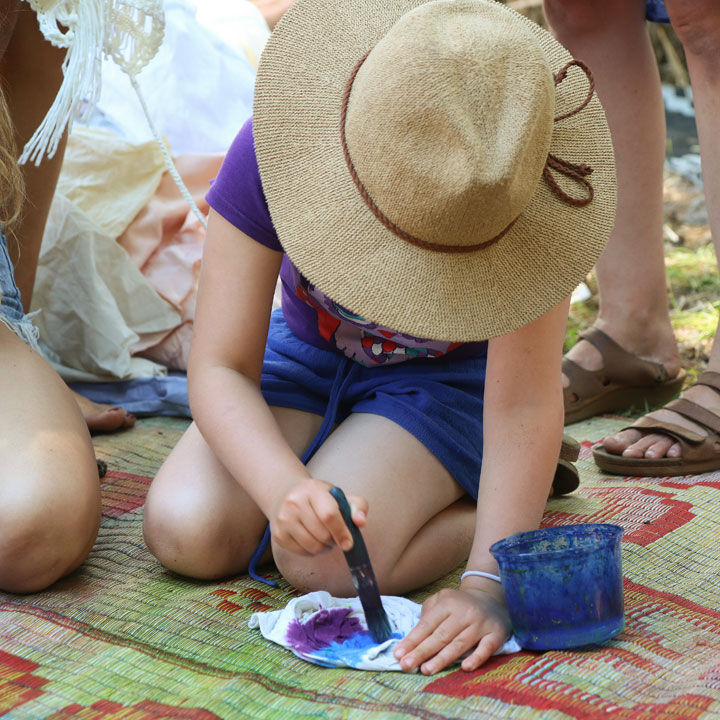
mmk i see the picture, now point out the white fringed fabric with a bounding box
[19,0,207,228]
[19,0,165,167]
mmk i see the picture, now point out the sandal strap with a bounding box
[628,416,706,445]
[562,356,601,398]
[695,370,720,394]
[663,397,720,435]
[578,328,670,385]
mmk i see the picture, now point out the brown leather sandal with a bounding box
[593,371,720,477]
[564,328,685,425]
[552,433,581,496]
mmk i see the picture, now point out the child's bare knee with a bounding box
[143,488,256,580]
[0,501,99,593]
[543,0,627,38]
[144,497,214,578]
[667,1,720,70]
[274,546,358,596]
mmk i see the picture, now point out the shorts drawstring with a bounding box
[248,356,358,586]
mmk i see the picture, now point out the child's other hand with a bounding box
[393,586,511,675]
[270,479,368,556]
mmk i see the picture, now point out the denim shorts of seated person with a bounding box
[646,0,670,23]
[0,231,39,347]
[260,309,488,499]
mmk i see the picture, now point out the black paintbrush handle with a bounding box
[330,486,369,568]
[330,486,392,643]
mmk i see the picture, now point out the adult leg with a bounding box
[0,4,134,432]
[0,324,101,593]
[543,0,681,407]
[273,413,476,597]
[603,0,720,461]
[142,406,324,579]
[1,2,64,310]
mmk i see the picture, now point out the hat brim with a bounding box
[254,0,616,342]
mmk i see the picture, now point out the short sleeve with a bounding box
[206,118,282,252]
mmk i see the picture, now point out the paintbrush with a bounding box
[330,486,392,643]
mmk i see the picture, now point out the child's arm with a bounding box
[188,210,366,555]
[394,296,570,674]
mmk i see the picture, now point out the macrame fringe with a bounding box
[19,0,207,228]
[19,0,104,166]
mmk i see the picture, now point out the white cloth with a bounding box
[249,591,521,672]
[31,194,180,381]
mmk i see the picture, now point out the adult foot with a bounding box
[593,372,720,476]
[73,390,136,434]
[563,323,683,424]
[603,382,720,459]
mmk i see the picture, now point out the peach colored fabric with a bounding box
[118,154,224,371]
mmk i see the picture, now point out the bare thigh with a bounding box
[0,325,100,592]
[274,412,474,596]
[142,406,324,579]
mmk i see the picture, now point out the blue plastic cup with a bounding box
[490,524,624,651]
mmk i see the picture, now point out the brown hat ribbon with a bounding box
[341,55,597,254]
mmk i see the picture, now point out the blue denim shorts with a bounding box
[0,231,39,347]
[260,309,488,499]
[646,0,670,23]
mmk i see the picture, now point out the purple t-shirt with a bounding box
[206,119,486,366]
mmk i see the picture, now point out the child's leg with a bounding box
[543,0,681,385]
[273,413,476,597]
[142,406,324,579]
[0,324,101,593]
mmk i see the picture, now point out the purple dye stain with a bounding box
[286,607,365,653]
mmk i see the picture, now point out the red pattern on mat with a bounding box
[424,659,713,720]
[424,576,720,718]
[0,651,49,715]
[100,471,152,518]
[542,487,695,546]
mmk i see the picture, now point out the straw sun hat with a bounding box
[254,0,616,341]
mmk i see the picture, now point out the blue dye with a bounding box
[314,632,404,666]
[519,616,625,652]
[646,0,670,23]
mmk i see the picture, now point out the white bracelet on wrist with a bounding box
[461,570,502,584]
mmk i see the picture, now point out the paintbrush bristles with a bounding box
[352,568,392,643]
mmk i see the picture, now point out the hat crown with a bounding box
[345,0,555,248]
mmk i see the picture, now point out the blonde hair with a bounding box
[0,85,24,232]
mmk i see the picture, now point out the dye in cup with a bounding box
[490,524,624,651]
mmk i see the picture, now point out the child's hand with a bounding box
[393,585,511,675]
[269,479,368,556]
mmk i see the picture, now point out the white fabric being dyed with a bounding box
[249,591,521,672]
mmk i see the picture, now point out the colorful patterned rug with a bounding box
[2,415,720,719]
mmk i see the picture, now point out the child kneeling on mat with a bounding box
[143,0,615,674]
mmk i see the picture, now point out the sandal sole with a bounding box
[552,458,580,495]
[565,373,686,425]
[593,445,720,477]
